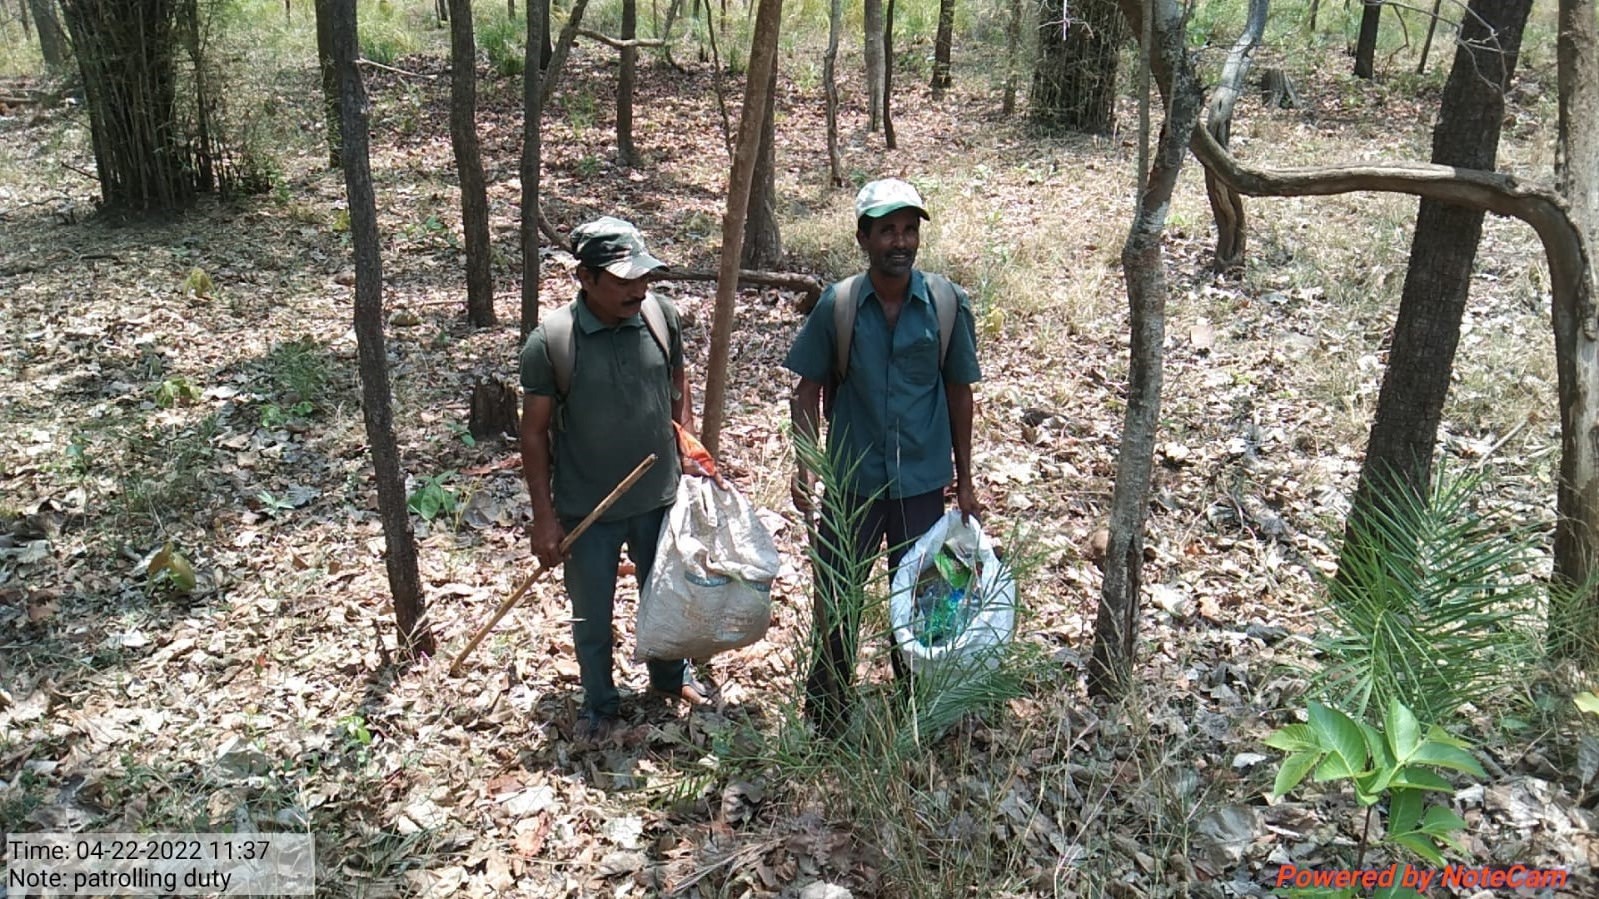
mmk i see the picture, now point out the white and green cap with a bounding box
[854,178,930,221]
[572,216,669,279]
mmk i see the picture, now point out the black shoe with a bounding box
[575,709,618,743]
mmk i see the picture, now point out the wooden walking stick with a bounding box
[449,453,658,676]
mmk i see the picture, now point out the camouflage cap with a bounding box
[855,178,930,222]
[571,216,669,279]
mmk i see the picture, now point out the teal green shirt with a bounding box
[519,293,684,521]
[784,270,981,499]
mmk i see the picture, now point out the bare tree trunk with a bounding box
[1089,0,1205,699]
[1002,0,1022,115]
[702,0,783,456]
[1354,0,1381,79]
[1417,0,1444,74]
[521,0,546,337]
[29,0,70,71]
[742,64,782,268]
[448,0,496,327]
[330,0,435,658]
[618,0,637,165]
[314,0,341,167]
[823,0,843,185]
[436,0,447,24]
[1343,0,1532,568]
[883,0,896,148]
[931,0,954,97]
[1552,0,1599,657]
[541,0,591,108]
[536,0,551,67]
[1204,0,1266,272]
[864,0,884,132]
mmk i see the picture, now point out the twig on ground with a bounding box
[358,57,436,80]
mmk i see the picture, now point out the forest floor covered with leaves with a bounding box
[2,28,1597,899]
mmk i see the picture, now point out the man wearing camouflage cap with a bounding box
[519,216,710,742]
[784,178,983,738]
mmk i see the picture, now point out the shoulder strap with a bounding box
[831,274,866,382]
[544,301,578,398]
[923,272,959,369]
[546,296,673,399]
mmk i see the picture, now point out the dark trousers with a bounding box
[805,489,944,733]
[562,505,687,718]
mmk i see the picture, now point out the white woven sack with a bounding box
[635,475,779,660]
[890,511,1016,678]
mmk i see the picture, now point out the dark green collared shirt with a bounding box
[519,292,684,521]
[784,270,981,499]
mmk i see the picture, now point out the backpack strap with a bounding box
[546,294,674,399]
[831,272,958,384]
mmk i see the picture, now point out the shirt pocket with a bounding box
[896,328,942,386]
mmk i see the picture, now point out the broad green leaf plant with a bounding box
[1266,698,1485,898]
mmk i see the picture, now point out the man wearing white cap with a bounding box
[784,179,983,737]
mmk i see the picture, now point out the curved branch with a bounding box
[1204,0,1268,271]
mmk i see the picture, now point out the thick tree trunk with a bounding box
[1344,0,1532,563]
[520,0,546,337]
[823,0,843,185]
[931,0,954,97]
[1552,0,1599,657]
[448,0,496,327]
[742,65,782,268]
[1354,0,1380,79]
[864,0,884,132]
[701,0,783,456]
[536,0,552,67]
[330,0,435,657]
[617,0,637,165]
[1032,0,1127,134]
[29,0,70,71]
[1204,0,1266,272]
[1089,0,1205,699]
[314,0,341,167]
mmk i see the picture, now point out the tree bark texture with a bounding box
[1033,0,1127,134]
[823,0,843,185]
[537,0,551,66]
[742,65,782,268]
[701,0,783,457]
[331,0,435,657]
[864,0,884,132]
[1002,0,1023,115]
[1204,0,1266,272]
[540,0,591,109]
[1354,0,1381,79]
[931,0,954,96]
[617,0,637,166]
[1343,0,1531,563]
[883,0,896,148]
[448,0,496,327]
[29,0,70,71]
[1087,0,1204,699]
[314,0,341,167]
[520,0,546,337]
[1552,0,1599,656]
[59,0,196,213]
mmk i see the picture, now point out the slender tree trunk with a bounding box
[1089,0,1205,699]
[883,0,896,148]
[1417,0,1444,74]
[537,0,552,67]
[448,0,496,327]
[1205,0,1267,271]
[1354,0,1381,79]
[330,0,435,658]
[618,0,637,165]
[1343,0,1532,567]
[541,0,591,108]
[1552,0,1599,657]
[20,0,33,37]
[823,0,843,185]
[864,0,884,132]
[742,65,782,267]
[701,0,783,456]
[521,0,546,337]
[314,0,341,167]
[931,0,954,97]
[1002,0,1022,115]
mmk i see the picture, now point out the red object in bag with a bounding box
[675,422,720,480]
